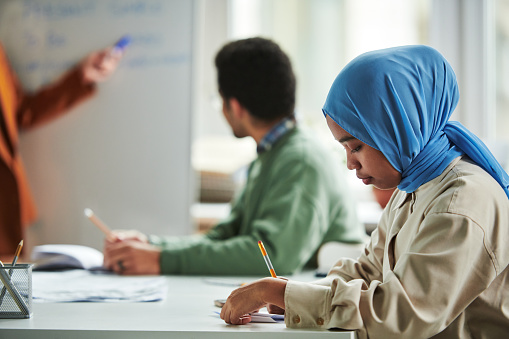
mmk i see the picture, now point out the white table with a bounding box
[0,272,356,338]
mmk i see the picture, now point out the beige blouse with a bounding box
[284,157,509,338]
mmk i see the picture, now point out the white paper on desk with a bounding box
[32,270,167,302]
[214,310,284,323]
[250,311,284,323]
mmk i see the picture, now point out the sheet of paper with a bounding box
[32,270,167,302]
[250,311,284,323]
[213,310,284,323]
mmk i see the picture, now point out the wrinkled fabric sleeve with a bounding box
[16,66,96,129]
[150,157,334,276]
[150,188,247,248]
[148,186,246,262]
[284,212,498,338]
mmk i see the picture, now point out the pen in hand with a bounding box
[258,240,277,278]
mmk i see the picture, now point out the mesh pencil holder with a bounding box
[0,264,33,318]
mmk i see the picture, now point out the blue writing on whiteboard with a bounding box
[21,0,96,21]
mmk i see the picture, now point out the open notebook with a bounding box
[31,244,104,271]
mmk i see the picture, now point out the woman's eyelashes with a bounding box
[336,139,361,154]
[350,145,362,153]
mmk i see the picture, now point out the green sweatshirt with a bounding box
[150,127,365,275]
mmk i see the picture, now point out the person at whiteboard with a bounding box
[103,37,366,275]
[219,46,509,338]
[0,42,122,257]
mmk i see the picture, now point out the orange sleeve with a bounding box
[16,65,97,129]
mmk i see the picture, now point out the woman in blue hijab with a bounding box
[220,46,509,338]
[324,45,509,197]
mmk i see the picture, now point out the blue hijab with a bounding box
[323,45,509,198]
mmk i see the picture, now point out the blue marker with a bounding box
[111,35,131,55]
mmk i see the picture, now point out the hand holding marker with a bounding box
[81,35,130,84]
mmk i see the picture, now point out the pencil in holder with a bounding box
[0,264,33,318]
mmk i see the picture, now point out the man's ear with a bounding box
[228,98,246,119]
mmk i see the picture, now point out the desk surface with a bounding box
[0,272,355,339]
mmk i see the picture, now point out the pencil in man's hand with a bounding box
[84,208,112,237]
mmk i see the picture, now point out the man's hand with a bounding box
[107,229,149,243]
[103,233,161,275]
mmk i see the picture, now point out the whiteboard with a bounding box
[0,0,196,251]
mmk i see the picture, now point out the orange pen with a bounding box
[258,240,277,278]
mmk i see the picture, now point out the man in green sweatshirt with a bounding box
[103,37,365,275]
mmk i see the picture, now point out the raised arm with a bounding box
[16,46,121,129]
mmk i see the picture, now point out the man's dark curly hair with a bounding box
[215,37,296,122]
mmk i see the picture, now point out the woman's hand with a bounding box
[80,48,122,84]
[266,303,285,314]
[220,277,287,325]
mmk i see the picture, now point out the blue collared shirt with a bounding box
[256,114,297,154]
